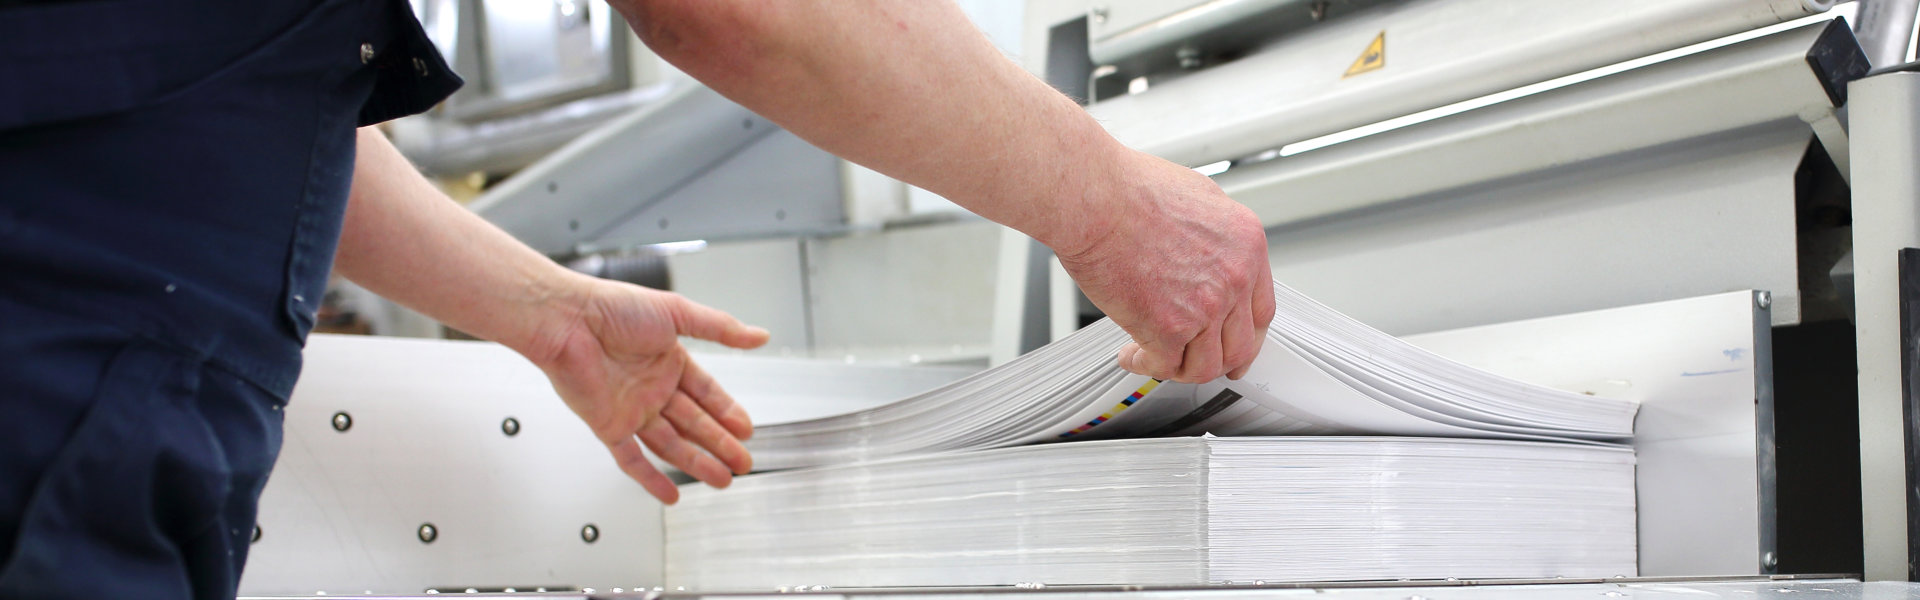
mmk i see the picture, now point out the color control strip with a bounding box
[1057,378,1162,438]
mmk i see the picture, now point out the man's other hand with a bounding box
[527,277,770,504]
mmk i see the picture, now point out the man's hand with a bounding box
[527,277,771,504]
[1055,149,1276,384]
[337,128,772,504]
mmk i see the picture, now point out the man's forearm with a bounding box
[613,0,1133,256]
[333,127,585,362]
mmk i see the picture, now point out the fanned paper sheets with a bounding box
[666,436,1638,588]
[668,283,1643,589]
[746,282,1638,471]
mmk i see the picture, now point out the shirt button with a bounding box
[359,42,375,64]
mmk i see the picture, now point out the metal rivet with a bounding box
[1176,46,1202,70]
[1090,5,1109,25]
[251,524,263,544]
[418,523,438,543]
[360,42,375,64]
[1756,291,1772,309]
[501,417,521,437]
[1762,550,1778,569]
[581,523,600,543]
[331,412,352,432]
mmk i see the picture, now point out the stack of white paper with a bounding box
[666,436,1638,588]
[746,282,1638,471]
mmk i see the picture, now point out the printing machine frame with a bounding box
[249,0,1920,595]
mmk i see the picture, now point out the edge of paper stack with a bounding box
[669,282,1642,589]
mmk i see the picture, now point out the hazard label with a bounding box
[1344,31,1385,78]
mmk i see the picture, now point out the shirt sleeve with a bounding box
[357,0,464,126]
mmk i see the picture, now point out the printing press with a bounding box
[238,0,1920,597]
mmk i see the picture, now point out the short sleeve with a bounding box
[357,0,463,126]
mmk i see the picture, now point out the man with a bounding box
[0,0,1272,597]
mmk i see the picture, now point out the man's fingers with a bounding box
[1252,271,1278,329]
[667,294,771,349]
[1117,337,1185,380]
[637,418,733,489]
[679,359,753,440]
[1175,321,1224,383]
[607,437,680,504]
[1117,342,1142,375]
[1237,270,1276,381]
[1220,301,1257,381]
[663,392,753,475]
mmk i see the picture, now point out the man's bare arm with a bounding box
[611,1,1274,382]
[335,128,769,504]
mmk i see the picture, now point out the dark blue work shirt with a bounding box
[0,0,460,596]
[0,0,460,394]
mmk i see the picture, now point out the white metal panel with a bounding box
[470,84,828,255]
[1264,123,1808,336]
[1087,0,1830,167]
[691,354,978,426]
[667,238,813,357]
[586,129,845,249]
[806,221,1005,364]
[1845,70,1920,582]
[243,335,666,596]
[1213,20,1846,230]
[1406,291,1769,576]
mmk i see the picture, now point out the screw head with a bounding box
[359,42,375,64]
[501,417,521,437]
[1762,550,1778,569]
[1756,291,1772,309]
[251,524,263,544]
[418,523,438,544]
[581,523,600,543]
[331,412,352,432]
[1176,46,1202,70]
[1090,5,1109,24]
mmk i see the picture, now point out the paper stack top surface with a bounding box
[747,282,1638,471]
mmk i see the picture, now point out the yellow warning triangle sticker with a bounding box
[1344,31,1385,78]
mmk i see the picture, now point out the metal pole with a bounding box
[1848,69,1920,581]
[1855,0,1920,67]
